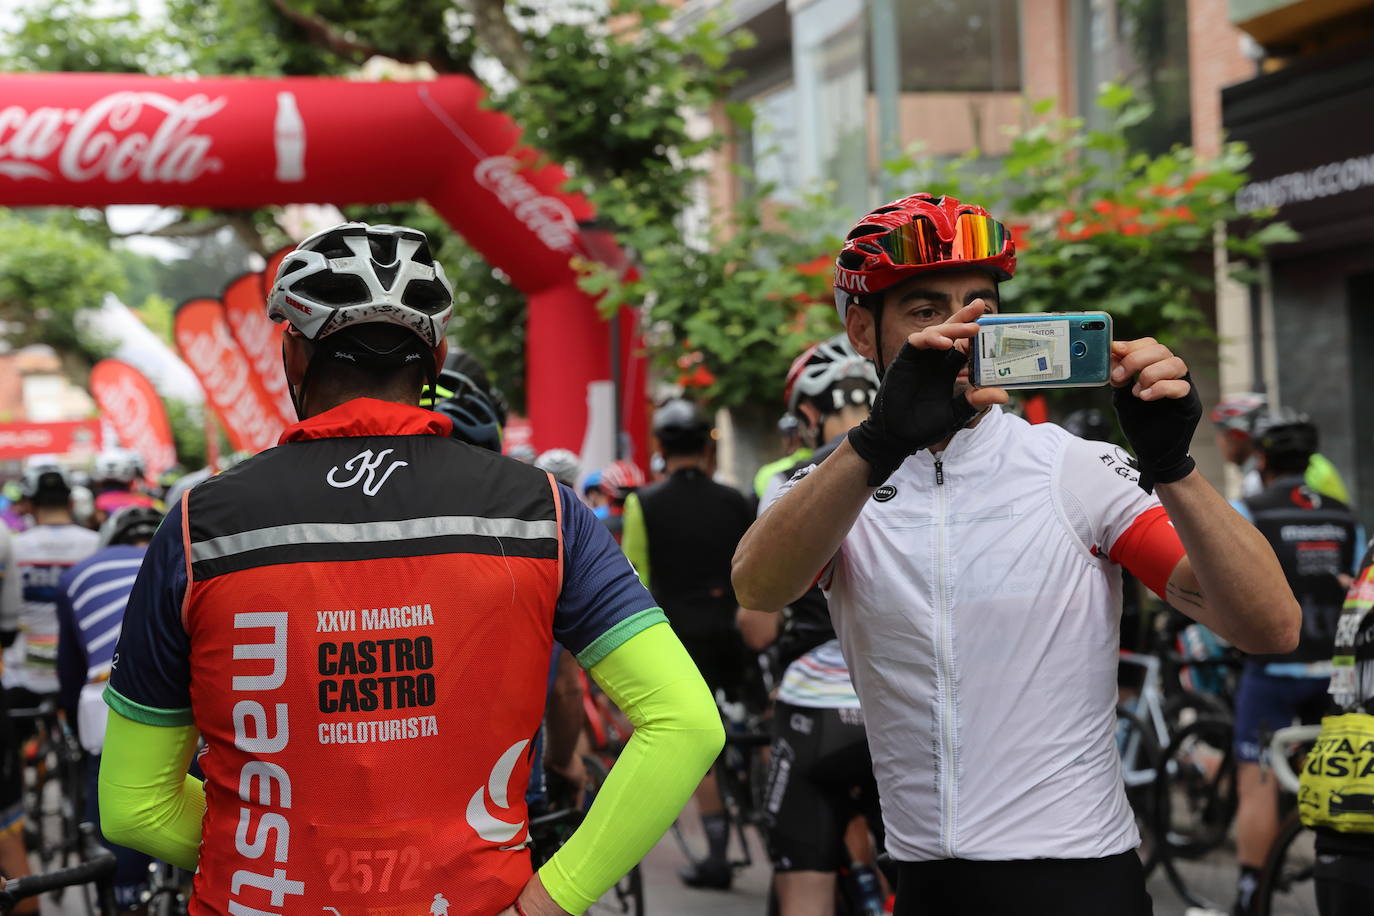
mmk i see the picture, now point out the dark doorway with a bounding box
[1349,272,1374,522]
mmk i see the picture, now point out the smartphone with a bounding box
[971,312,1113,389]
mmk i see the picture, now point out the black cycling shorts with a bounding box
[764,700,880,873]
[892,850,1153,915]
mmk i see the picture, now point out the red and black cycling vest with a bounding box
[1244,475,1358,665]
[180,399,561,916]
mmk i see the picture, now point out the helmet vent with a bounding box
[838,250,867,269]
[846,222,886,240]
[402,277,451,314]
[368,235,399,265]
[373,263,400,290]
[292,271,370,305]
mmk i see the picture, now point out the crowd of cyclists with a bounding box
[0,195,1367,916]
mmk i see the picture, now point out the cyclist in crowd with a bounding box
[620,398,753,890]
[1,463,99,907]
[56,505,165,914]
[753,415,812,503]
[750,335,885,916]
[5,464,100,706]
[1212,392,1350,502]
[734,193,1301,915]
[596,459,645,543]
[1299,535,1374,914]
[536,450,582,490]
[581,471,607,515]
[97,222,723,916]
[0,515,28,911]
[745,336,880,673]
[1226,411,1359,916]
[90,449,157,527]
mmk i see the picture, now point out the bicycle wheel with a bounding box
[1115,705,1161,875]
[1155,716,1236,860]
[1255,809,1318,916]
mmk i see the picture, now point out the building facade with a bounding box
[689,0,1272,491]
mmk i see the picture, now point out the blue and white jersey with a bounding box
[55,544,146,723]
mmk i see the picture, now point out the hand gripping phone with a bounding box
[970,312,1113,389]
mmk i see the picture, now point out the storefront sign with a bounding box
[1225,49,1374,243]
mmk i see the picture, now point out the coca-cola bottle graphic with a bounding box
[273,91,306,182]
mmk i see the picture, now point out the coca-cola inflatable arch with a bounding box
[0,73,645,460]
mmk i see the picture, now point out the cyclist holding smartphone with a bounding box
[734,193,1301,915]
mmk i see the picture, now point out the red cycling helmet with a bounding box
[833,194,1016,320]
[599,459,646,501]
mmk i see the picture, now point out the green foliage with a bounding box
[164,397,208,470]
[885,84,1291,347]
[0,210,126,363]
[0,0,173,74]
[500,0,752,230]
[581,186,843,411]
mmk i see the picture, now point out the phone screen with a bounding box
[972,313,1112,389]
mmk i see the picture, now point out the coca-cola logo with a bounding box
[0,91,226,184]
[92,373,176,475]
[474,156,578,253]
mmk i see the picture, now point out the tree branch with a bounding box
[268,0,473,75]
[109,214,230,240]
[462,0,530,82]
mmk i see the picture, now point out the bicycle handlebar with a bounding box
[0,825,115,909]
[1268,724,1322,795]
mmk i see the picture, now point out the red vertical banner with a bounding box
[222,269,295,425]
[174,299,285,453]
[88,359,177,482]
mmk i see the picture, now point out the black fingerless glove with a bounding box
[1112,372,1203,493]
[847,343,976,486]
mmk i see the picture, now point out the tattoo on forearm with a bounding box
[1166,581,1206,611]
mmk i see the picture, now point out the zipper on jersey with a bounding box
[933,456,956,856]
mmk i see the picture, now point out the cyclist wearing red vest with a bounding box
[734,194,1301,915]
[98,223,723,916]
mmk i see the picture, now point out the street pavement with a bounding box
[34,820,1306,915]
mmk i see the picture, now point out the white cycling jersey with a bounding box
[4,523,99,694]
[782,406,1183,862]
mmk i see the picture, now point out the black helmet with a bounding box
[1063,408,1112,443]
[98,505,164,549]
[434,386,503,453]
[652,399,712,454]
[1252,409,1318,457]
[20,462,71,501]
[437,348,509,427]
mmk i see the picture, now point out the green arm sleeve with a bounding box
[619,492,651,588]
[1307,453,1351,504]
[98,709,205,870]
[538,622,723,914]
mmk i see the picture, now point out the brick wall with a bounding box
[1020,0,1074,117]
[1187,0,1256,157]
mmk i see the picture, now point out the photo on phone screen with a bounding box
[971,312,1113,389]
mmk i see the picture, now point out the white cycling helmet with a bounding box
[783,333,879,417]
[267,222,454,349]
[535,449,582,488]
[93,448,144,486]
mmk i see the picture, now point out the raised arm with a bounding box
[1157,474,1299,654]
[1109,338,1299,654]
[732,440,874,610]
[735,301,1007,610]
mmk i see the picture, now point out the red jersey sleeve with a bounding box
[1107,505,1186,599]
